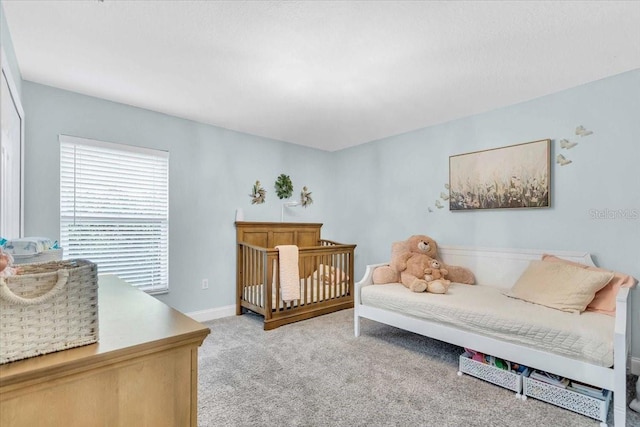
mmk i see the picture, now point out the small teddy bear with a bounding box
[397,254,451,294]
[424,258,449,282]
[423,259,451,294]
[399,253,434,293]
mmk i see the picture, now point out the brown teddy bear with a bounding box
[424,258,448,281]
[399,254,450,293]
[373,235,436,284]
[423,258,451,293]
[372,234,474,285]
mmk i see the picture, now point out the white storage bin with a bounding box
[523,376,611,423]
[458,354,526,398]
[12,248,63,265]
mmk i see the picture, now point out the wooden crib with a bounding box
[236,222,356,330]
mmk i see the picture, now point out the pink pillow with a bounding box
[541,254,637,316]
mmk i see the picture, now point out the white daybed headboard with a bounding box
[438,246,596,289]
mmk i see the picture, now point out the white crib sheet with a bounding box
[361,282,614,367]
[244,278,348,309]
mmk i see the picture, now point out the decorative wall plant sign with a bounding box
[274,174,293,199]
[449,139,551,210]
[300,186,313,207]
[250,180,266,204]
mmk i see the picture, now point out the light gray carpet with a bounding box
[198,309,640,427]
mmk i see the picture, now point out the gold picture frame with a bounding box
[449,139,551,210]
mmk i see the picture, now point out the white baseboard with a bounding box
[632,356,640,376]
[186,304,235,323]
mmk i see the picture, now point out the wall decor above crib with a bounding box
[274,174,294,199]
[300,186,313,207]
[250,180,266,204]
[250,175,314,221]
[449,139,550,211]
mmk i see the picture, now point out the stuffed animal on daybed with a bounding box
[372,235,436,284]
[425,258,447,280]
[400,254,450,294]
[424,258,451,290]
[372,234,475,285]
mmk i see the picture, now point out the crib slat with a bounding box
[266,252,273,318]
[253,247,258,307]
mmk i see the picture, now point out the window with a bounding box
[60,135,169,293]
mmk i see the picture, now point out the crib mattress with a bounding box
[244,279,348,309]
[361,283,614,367]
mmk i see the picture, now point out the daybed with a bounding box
[236,222,356,330]
[354,246,631,427]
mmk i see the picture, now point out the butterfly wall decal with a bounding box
[559,139,578,149]
[556,154,572,166]
[435,200,444,209]
[575,125,593,137]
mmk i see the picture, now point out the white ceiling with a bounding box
[3,1,640,152]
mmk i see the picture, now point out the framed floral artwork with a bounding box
[449,139,550,210]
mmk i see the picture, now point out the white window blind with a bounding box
[60,135,169,293]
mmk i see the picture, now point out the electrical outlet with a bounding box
[201,279,209,290]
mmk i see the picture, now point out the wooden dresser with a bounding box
[0,275,211,427]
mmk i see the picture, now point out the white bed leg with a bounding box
[613,395,626,427]
[612,287,629,427]
[630,377,640,413]
[354,313,360,337]
[611,369,627,427]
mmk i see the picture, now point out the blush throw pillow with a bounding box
[541,254,637,316]
[504,260,614,313]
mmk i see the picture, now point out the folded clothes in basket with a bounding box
[2,237,58,255]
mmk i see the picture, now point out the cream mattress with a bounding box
[244,279,348,309]
[361,283,614,367]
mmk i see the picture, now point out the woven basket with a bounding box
[0,259,99,364]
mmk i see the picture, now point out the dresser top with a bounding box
[0,275,210,386]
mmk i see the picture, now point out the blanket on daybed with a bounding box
[361,282,614,366]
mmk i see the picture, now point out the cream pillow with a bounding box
[541,254,637,316]
[504,260,614,313]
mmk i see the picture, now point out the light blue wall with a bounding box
[335,70,640,272]
[20,67,640,356]
[22,81,333,313]
[330,69,640,355]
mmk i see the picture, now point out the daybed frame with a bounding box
[236,222,356,330]
[354,245,630,427]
